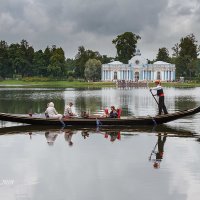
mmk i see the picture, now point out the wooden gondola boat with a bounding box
[0,106,200,127]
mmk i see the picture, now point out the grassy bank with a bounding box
[0,80,200,88]
[0,80,115,88]
[148,81,200,88]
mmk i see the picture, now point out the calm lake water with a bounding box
[0,87,200,200]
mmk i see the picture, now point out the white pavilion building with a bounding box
[101,50,176,82]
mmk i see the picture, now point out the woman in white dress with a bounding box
[45,102,63,120]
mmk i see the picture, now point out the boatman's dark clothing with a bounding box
[156,134,167,159]
[151,84,168,115]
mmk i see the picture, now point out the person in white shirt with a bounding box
[150,80,168,115]
[64,102,76,118]
[45,102,63,120]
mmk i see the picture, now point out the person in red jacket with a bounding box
[150,80,168,115]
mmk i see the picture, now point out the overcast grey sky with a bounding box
[0,0,200,60]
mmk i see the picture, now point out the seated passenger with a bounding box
[81,111,89,118]
[45,102,62,120]
[104,108,109,117]
[109,106,118,118]
[64,102,76,118]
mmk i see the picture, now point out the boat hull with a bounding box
[0,106,200,127]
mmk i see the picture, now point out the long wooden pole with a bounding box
[149,142,158,161]
[150,89,159,105]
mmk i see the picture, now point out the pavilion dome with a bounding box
[153,61,170,65]
[108,61,123,65]
[128,49,148,65]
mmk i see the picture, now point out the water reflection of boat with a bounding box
[0,124,196,138]
[0,105,200,127]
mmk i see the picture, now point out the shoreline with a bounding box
[0,80,199,88]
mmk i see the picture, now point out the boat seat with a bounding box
[117,108,122,118]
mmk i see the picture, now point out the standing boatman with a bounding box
[150,80,168,115]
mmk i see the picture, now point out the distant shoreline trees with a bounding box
[172,34,200,79]
[0,40,113,81]
[0,33,200,81]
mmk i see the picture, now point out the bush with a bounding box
[67,76,74,82]
[78,79,86,82]
[22,77,51,82]
[14,75,22,80]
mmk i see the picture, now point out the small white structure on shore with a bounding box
[101,50,176,82]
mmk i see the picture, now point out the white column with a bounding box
[168,71,170,81]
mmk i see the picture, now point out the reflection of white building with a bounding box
[101,50,176,82]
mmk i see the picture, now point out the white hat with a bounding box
[48,102,54,107]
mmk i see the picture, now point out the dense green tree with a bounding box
[84,59,102,81]
[195,58,200,78]
[0,41,12,78]
[8,43,22,77]
[112,32,141,64]
[99,55,114,64]
[32,50,48,76]
[187,58,198,78]
[156,47,170,62]
[66,58,76,71]
[6,40,35,77]
[172,34,200,78]
[43,46,52,67]
[174,56,188,77]
[74,46,102,78]
[47,47,66,78]
[18,39,34,77]
[172,43,179,57]
[179,34,198,59]
[74,46,87,78]
[65,58,76,78]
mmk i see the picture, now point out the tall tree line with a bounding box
[155,34,200,79]
[0,40,113,80]
[0,40,67,79]
[1,33,200,81]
